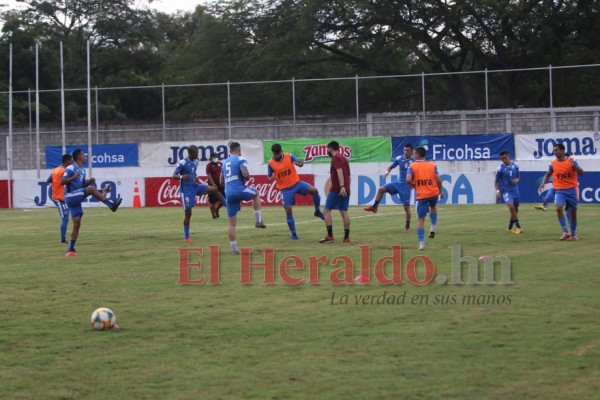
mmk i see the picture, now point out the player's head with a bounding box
[210,152,219,163]
[271,143,283,160]
[500,150,511,165]
[61,154,73,167]
[414,146,426,159]
[404,144,413,158]
[327,141,340,157]
[229,141,241,155]
[554,143,566,158]
[72,149,85,164]
[187,145,199,161]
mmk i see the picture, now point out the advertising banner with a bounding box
[45,144,138,168]
[139,140,264,167]
[13,178,144,208]
[517,171,600,204]
[392,133,514,161]
[0,180,12,208]
[145,175,316,207]
[263,137,391,164]
[515,131,600,161]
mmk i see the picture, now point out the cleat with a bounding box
[289,235,299,241]
[506,228,513,233]
[560,232,571,241]
[215,209,220,218]
[101,183,111,196]
[232,250,240,255]
[534,205,547,211]
[428,231,435,239]
[183,238,192,243]
[61,240,68,245]
[363,205,378,213]
[314,210,325,220]
[212,214,218,219]
[343,237,350,243]
[571,235,578,241]
[513,227,522,235]
[319,235,335,243]
[255,221,266,228]
[110,197,122,212]
[418,241,425,251]
[66,250,77,257]
[404,224,410,231]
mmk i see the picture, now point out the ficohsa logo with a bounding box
[533,135,598,159]
[303,144,351,162]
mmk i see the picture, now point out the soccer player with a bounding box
[221,141,266,254]
[406,146,444,251]
[364,144,414,231]
[206,152,225,219]
[173,145,226,243]
[268,143,325,240]
[539,143,584,240]
[62,149,122,257]
[46,153,72,244]
[319,141,351,243]
[495,150,522,234]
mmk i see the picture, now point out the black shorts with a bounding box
[208,186,225,204]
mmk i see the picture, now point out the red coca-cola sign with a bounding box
[145,175,315,207]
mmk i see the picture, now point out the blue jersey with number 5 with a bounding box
[222,155,248,195]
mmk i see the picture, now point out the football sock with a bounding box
[570,219,577,236]
[60,215,69,242]
[344,229,350,239]
[405,221,410,228]
[558,216,568,232]
[514,219,521,229]
[254,210,262,223]
[430,212,437,229]
[69,240,76,251]
[286,213,297,236]
[508,220,514,230]
[373,200,380,208]
[230,241,239,253]
[103,198,114,207]
[312,193,321,211]
[183,224,190,239]
[326,225,333,237]
[417,228,425,242]
[542,201,548,207]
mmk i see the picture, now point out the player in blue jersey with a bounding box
[495,150,522,234]
[221,141,266,254]
[47,153,72,244]
[364,144,414,231]
[173,145,226,243]
[61,149,122,257]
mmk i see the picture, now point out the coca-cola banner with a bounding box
[0,180,13,208]
[263,138,391,164]
[145,175,315,207]
[139,140,264,168]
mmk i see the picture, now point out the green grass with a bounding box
[1,204,599,399]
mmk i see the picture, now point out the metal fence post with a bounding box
[485,68,489,133]
[162,83,166,142]
[292,77,296,134]
[227,81,232,140]
[549,65,556,131]
[355,74,360,131]
[421,72,426,123]
[95,86,99,144]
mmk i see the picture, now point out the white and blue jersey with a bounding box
[63,163,89,217]
[496,161,520,204]
[174,157,209,210]
[384,156,413,205]
[223,155,257,217]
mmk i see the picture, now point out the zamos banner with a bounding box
[515,131,600,160]
[392,133,515,161]
[263,137,391,164]
[45,144,138,168]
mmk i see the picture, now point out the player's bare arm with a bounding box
[571,158,584,175]
[539,171,552,191]
[294,160,304,167]
[436,174,444,199]
[241,166,250,180]
[337,168,347,197]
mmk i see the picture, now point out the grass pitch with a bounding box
[1,204,599,399]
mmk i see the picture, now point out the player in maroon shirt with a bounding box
[320,141,351,243]
[206,152,225,218]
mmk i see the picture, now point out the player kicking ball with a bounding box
[173,145,226,243]
[268,143,325,240]
[62,149,122,256]
[495,150,522,234]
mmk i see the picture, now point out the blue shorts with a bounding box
[544,187,555,202]
[181,184,209,210]
[226,186,258,217]
[51,198,69,220]
[325,192,349,211]
[555,188,578,210]
[416,196,438,218]
[281,181,311,208]
[384,182,411,206]
[65,188,89,218]
[502,192,519,205]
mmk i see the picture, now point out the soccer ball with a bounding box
[90,307,116,330]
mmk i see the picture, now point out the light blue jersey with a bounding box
[222,155,249,195]
[389,156,413,185]
[174,157,199,194]
[496,161,520,196]
[62,163,86,195]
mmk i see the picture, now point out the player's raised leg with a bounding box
[305,185,325,220]
[364,186,388,213]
